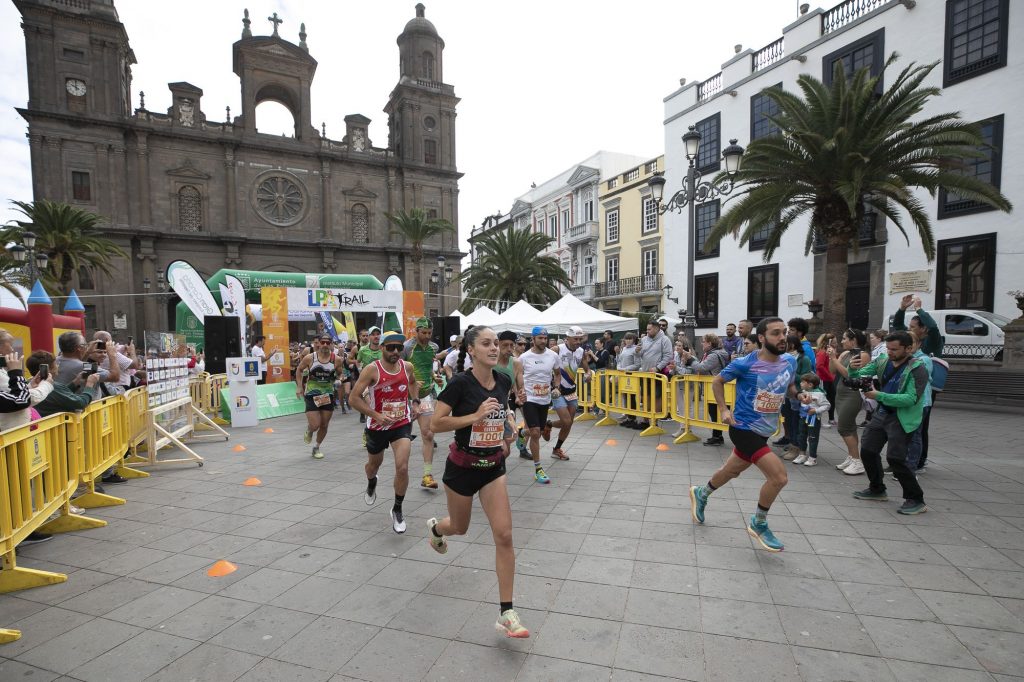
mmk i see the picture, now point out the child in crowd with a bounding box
[788,372,831,466]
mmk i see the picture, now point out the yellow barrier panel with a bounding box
[574,369,597,423]
[0,628,20,643]
[205,374,229,426]
[123,387,149,463]
[593,369,669,436]
[189,375,209,413]
[669,375,735,444]
[72,396,148,509]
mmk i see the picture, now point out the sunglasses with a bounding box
[318,340,332,345]
[383,344,404,352]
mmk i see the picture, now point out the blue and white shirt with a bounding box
[719,352,798,437]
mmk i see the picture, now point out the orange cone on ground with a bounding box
[263,428,274,433]
[232,444,246,452]
[656,443,670,451]
[207,560,237,577]
[605,439,618,446]
[243,477,262,486]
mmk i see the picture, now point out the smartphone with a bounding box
[0,356,5,369]
[38,364,48,380]
[96,341,107,350]
[84,362,99,375]
[127,336,134,346]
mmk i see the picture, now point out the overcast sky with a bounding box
[1,0,806,256]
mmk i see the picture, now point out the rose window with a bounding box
[255,174,305,226]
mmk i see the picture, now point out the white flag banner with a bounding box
[166,260,220,323]
[223,274,248,351]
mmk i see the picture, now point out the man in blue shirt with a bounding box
[689,318,797,552]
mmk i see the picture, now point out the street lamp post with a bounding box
[6,230,49,286]
[649,126,744,346]
[430,254,455,317]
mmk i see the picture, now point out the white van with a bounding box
[890,309,1009,359]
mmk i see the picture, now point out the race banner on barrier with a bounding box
[286,287,403,314]
[260,287,290,384]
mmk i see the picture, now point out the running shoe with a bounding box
[747,516,784,552]
[802,457,818,467]
[421,474,438,489]
[518,448,532,460]
[843,460,865,475]
[916,461,928,472]
[19,531,52,546]
[783,448,799,461]
[792,453,808,465]
[773,437,791,446]
[897,500,927,515]
[495,609,530,638]
[426,517,447,554]
[534,467,550,485]
[551,448,569,461]
[852,488,888,501]
[311,446,323,460]
[689,485,707,524]
[303,429,312,444]
[703,436,724,447]
[542,421,552,442]
[516,429,526,451]
[391,508,407,534]
[836,456,853,470]
[364,479,378,505]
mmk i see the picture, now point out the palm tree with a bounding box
[2,200,128,296]
[0,251,27,305]
[459,227,571,313]
[706,56,1012,333]
[385,208,456,291]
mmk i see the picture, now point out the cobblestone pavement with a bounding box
[2,404,1023,681]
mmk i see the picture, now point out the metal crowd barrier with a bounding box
[668,375,736,444]
[72,395,148,509]
[574,369,598,423]
[593,369,669,436]
[124,386,150,460]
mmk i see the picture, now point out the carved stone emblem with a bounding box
[179,98,194,127]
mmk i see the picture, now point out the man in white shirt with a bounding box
[251,336,267,384]
[94,330,139,395]
[520,326,560,484]
[550,325,590,460]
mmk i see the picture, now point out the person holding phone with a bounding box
[0,327,51,432]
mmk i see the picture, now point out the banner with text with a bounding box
[403,291,425,338]
[260,287,291,384]
[286,287,403,315]
[166,260,221,324]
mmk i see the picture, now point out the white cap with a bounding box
[567,325,585,338]
[450,335,458,343]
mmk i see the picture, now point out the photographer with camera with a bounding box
[0,328,53,433]
[828,329,872,476]
[29,350,101,418]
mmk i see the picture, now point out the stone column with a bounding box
[110,145,127,227]
[224,146,237,232]
[45,137,62,199]
[136,240,158,336]
[28,133,44,200]
[320,158,332,239]
[135,132,151,225]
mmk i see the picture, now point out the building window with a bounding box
[548,215,558,239]
[750,84,783,140]
[936,232,995,311]
[428,308,439,318]
[607,178,618,189]
[177,185,202,232]
[823,29,884,86]
[62,47,86,62]
[84,304,97,333]
[424,139,438,165]
[606,209,620,244]
[695,200,720,259]
[607,256,619,282]
[72,171,91,201]
[945,0,1009,85]
[749,221,773,251]
[561,209,570,230]
[695,274,718,328]
[427,208,439,220]
[421,51,435,80]
[695,113,721,173]
[642,197,658,234]
[939,115,1003,218]
[77,266,94,290]
[642,248,658,291]
[747,265,779,323]
[625,168,640,182]
[583,190,594,221]
[645,160,658,174]
[351,203,369,243]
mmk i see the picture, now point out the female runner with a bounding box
[427,325,528,638]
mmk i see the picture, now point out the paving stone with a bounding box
[859,615,982,669]
[915,589,1024,632]
[949,625,1024,675]
[614,623,704,680]
[0,606,94,657]
[324,584,417,626]
[340,628,446,681]
[16,617,141,675]
[217,567,309,603]
[238,658,333,682]
[74,629,198,682]
[701,596,786,643]
[423,640,527,681]
[531,612,621,667]
[271,615,378,672]
[156,594,260,641]
[208,604,316,656]
[551,580,629,620]
[144,642,261,681]
[703,634,799,682]
[567,554,634,586]
[777,605,879,656]
[790,646,896,681]
[100,585,209,628]
[0,659,61,682]
[48,577,161,617]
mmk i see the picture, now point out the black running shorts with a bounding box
[365,423,413,454]
[521,402,550,429]
[442,456,507,497]
[729,426,772,463]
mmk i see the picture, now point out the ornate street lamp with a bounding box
[430,255,455,316]
[6,230,49,284]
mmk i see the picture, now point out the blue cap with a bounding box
[532,326,548,337]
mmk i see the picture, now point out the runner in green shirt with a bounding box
[403,318,445,489]
[350,326,382,424]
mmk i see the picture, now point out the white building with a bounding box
[662,0,1021,334]
[509,151,649,303]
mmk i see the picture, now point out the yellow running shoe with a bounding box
[421,474,439,489]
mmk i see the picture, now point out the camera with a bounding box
[83,362,100,375]
[96,341,107,350]
[843,375,876,391]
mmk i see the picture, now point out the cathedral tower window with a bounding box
[424,139,438,165]
[352,203,369,243]
[421,51,435,80]
[177,185,203,232]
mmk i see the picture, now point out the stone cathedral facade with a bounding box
[14,0,461,336]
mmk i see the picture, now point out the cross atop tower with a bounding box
[267,12,283,36]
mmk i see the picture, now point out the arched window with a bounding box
[421,51,435,80]
[178,185,202,232]
[424,139,438,165]
[352,203,369,243]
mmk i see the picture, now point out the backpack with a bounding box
[930,357,949,392]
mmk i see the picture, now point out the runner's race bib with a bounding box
[754,389,785,414]
[382,400,407,420]
[469,417,505,448]
[312,394,332,407]
[419,395,435,412]
[532,384,550,397]
[563,392,578,402]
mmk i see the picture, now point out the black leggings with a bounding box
[822,380,836,421]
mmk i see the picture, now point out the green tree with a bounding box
[2,200,128,296]
[385,208,456,291]
[460,227,571,313]
[706,56,1012,334]
[0,251,27,305]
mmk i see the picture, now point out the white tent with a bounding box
[535,293,637,335]
[461,306,502,328]
[491,300,544,334]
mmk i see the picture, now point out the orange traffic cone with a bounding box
[232,444,246,452]
[656,443,670,451]
[243,477,262,486]
[263,428,274,433]
[605,439,618,446]
[206,560,237,577]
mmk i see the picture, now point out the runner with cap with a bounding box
[349,326,382,424]
[403,317,447,490]
[549,325,590,460]
[495,330,529,462]
[348,332,420,533]
[518,326,559,484]
[426,325,530,638]
[294,333,347,459]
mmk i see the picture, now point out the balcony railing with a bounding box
[594,274,663,299]
[564,220,599,244]
[570,284,595,300]
[821,0,886,34]
[697,73,722,101]
[752,37,785,72]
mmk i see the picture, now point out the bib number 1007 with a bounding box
[469,419,504,448]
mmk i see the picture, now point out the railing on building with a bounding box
[697,73,723,101]
[564,221,599,244]
[416,79,443,90]
[943,344,1004,360]
[821,0,887,34]
[570,284,595,300]
[752,37,785,72]
[595,274,663,298]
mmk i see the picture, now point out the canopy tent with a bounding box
[461,306,502,328]
[490,300,544,334]
[535,293,636,335]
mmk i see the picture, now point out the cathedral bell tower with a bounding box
[385,4,459,169]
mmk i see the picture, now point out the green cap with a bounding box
[415,316,433,329]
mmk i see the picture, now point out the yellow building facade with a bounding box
[595,156,667,315]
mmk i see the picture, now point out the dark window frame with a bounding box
[71,170,91,202]
[944,0,1009,86]
[748,221,773,251]
[423,138,438,165]
[822,28,885,86]
[694,200,720,260]
[694,112,721,174]
[747,264,779,323]
[694,273,719,328]
[935,232,996,312]
[938,114,1003,219]
[750,83,783,141]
